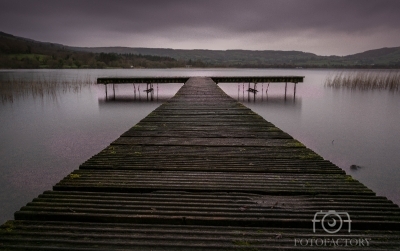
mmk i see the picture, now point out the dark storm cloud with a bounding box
[1,0,400,54]
[2,0,399,32]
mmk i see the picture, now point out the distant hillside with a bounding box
[1,31,400,69]
[69,46,319,66]
[343,47,400,66]
[70,45,400,68]
[0,32,183,69]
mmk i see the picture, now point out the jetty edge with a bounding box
[1,77,399,250]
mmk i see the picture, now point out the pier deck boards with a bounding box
[1,77,399,250]
[96,76,304,84]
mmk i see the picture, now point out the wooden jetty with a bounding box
[98,76,304,99]
[96,76,303,84]
[1,77,399,250]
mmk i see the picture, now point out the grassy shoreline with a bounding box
[325,71,400,92]
[0,77,94,103]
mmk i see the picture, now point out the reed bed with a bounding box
[325,71,400,92]
[0,76,95,103]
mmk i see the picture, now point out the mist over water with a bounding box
[1,69,399,224]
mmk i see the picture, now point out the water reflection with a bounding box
[102,83,156,102]
[220,82,302,106]
[98,83,183,103]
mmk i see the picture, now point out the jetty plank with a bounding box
[1,77,399,250]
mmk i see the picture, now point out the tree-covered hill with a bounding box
[72,46,400,68]
[1,31,400,69]
[0,32,183,69]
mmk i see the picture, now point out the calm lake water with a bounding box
[0,68,399,224]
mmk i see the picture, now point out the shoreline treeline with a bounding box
[1,31,400,69]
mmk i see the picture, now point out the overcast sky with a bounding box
[1,0,399,56]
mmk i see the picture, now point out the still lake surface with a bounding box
[0,68,399,224]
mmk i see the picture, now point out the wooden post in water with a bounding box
[151,83,154,101]
[261,83,263,101]
[253,82,257,102]
[105,84,108,99]
[146,83,149,101]
[247,82,250,102]
[113,84,115,100]
[294,82,297,100]
[242,83,244,101]
[284,82,287,100]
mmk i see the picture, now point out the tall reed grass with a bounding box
[325,71,400,92]
[0,76,95,103]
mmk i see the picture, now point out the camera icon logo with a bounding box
[312,210,352,234]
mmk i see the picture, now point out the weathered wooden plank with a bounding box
[212,76,305,83]
[121,130,293,139]
[80,157,345,174]
[97,77,190,84]
[112,137,301,146]
[51,169,374,196]
[2,221,398,251]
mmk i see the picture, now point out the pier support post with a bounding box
[105,84,108,99]
[284,82,287,100]
[247,82,250,102]
[151,83,154,101]
[146,83,149,101]
[261,83,263,101]
[253,82,257,102]
[242,83,244,98]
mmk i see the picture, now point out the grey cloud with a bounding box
[0,0,399,54]
[2,0,400,33]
